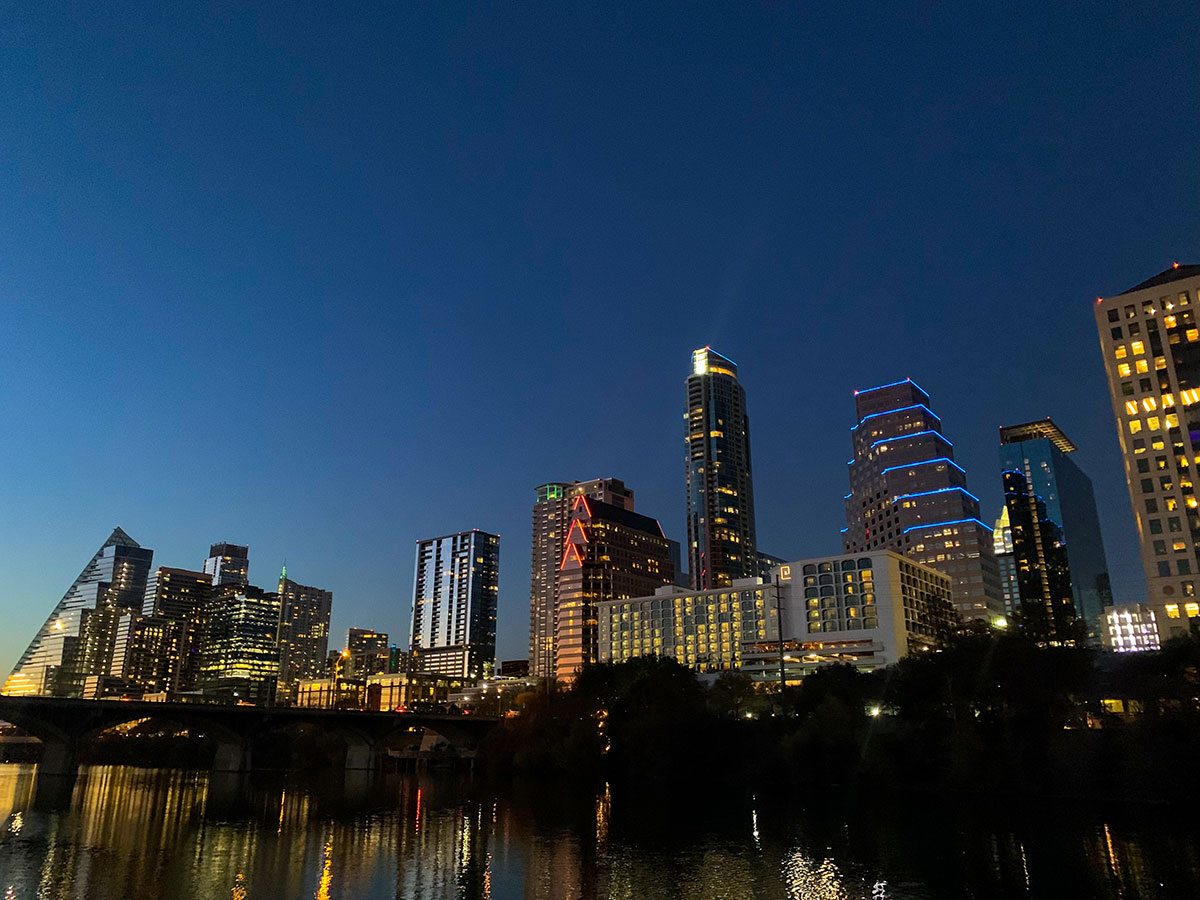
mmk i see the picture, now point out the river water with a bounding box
[0,764,1197,899]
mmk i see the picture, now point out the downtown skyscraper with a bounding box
[528,478,635,680]
[4,527,153,697]
[685,347,757,589]
[410,530,499,680]
[555,494,674,679]
[998,418,1111,641]
[276,569,333,702]
[1095,264,1200,642]
[843,380,1003,621]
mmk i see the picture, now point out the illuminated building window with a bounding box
[1126,401,1139,415]
[1187,603,1200,618]
[1129,420,1142,434]
[1115,346,1128,359]
[1118,363,1132,377]
[1131,340,1145,355]
[1136,359,1150,374]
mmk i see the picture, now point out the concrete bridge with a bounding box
[0,696,498,775]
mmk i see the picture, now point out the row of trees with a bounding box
[480,634,1200,801]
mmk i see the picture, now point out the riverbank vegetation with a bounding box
[480,634,1200,803]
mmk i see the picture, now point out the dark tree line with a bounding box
[480,634,1200,803]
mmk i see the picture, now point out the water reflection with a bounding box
[0,764,1198,899]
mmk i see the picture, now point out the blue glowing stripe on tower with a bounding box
[853,378,931,398]
[844,493,853,499]
[893,486,981,504]
[869,430,952,450]
[902,517,992,535]
[851,404,942,431]
[840,528,848,533]
[881,457,965,476]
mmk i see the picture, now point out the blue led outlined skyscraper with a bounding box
[999,418,1111,642]
[685,347,757,590]
[843,379,1003,621]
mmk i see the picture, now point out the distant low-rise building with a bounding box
[1103,603,1161,653]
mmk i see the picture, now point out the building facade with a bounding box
[196,584,281,704]
[410,530,499,681]
[345,627,391,677]
[1094,265,1200,643]
[999,418,1112,640]
[203,542,249,586]
[685,347,757,589]
[276,571,333,702]
[141,566,211,691]
[843,379,1003,621]
[528,478,635,680]
[1103,603,1161,653]
[555,495,674,679]
[598,577,774,673]
[1002,469,1079,644]
[993,507,1019,618]
[598,550,954,682]
[4,527,153,697]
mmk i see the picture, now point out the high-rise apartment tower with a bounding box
[843,380,1003,621]
[1095,264,1200,642]
[685,347,757,589]
[410,530,499,680]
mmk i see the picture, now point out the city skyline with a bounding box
[2,5,1197,672]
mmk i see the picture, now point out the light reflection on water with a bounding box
[0,764,1197,899]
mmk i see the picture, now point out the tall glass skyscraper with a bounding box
[998,418,1112,641]
[685,347,757,589]
[843,380,1003,621]
[4,527,153,697]
[1002,469,1078,644]
[410,530,499,680]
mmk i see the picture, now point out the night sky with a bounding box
[2,3,1198,672]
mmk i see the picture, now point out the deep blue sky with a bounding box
[2,3,1198,672]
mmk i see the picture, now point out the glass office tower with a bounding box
[685,347,757,589]
[999,418,1112,641]
[1002,469,1079,643]
[4,527,153,697]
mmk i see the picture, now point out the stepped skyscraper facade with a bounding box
[685,347,757,589]
[4,527,153,697]
[843,380,1003,621]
